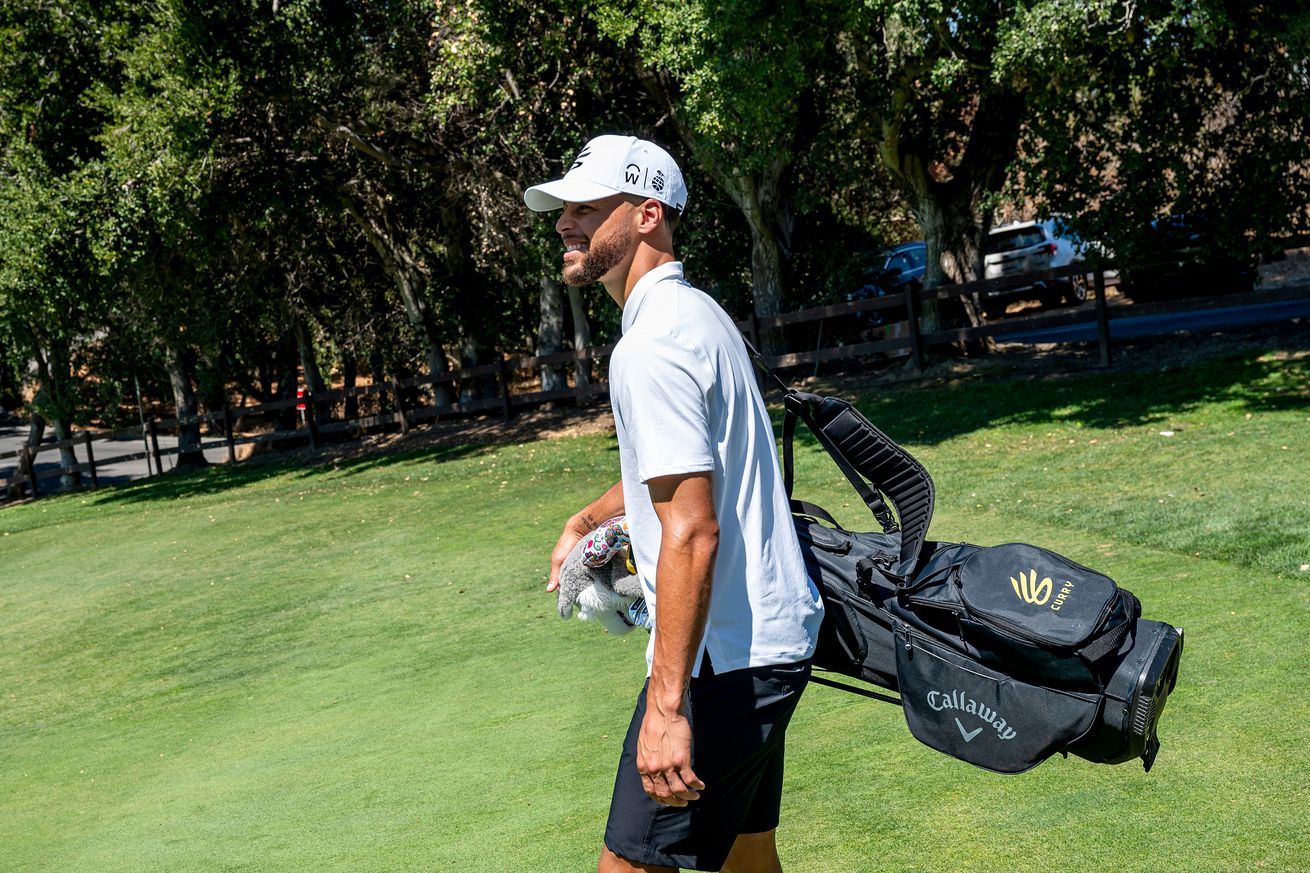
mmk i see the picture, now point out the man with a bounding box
[527,135,823,873]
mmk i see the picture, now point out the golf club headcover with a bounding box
[581,515,634,572]
[556,517,643,633]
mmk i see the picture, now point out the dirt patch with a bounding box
[1260,247,1310,288]
[795,317,1310,399]
[233,316,1308,472]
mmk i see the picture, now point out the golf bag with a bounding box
[780,389,1184,774]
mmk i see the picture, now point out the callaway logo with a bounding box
[927,690,1017,741]
[569,146,591,171]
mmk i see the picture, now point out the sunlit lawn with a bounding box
[2,343,1307,871]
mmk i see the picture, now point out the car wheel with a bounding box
[1066,274,1089,305]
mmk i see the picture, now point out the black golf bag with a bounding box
[780,389,1184,774]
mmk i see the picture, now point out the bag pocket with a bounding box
[910,542,1136,687]
[957,543,1123,650]
[895,625,1101,774]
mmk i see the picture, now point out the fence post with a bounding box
[19,445,38,499]
[305,391,320,449]
[497,355,513,423]
[1093,268,1112,367]
[905,288,925,374]
[223,404,237,464]
[147,419,163,475]
[82,432,99,489]
[391,375,410,436]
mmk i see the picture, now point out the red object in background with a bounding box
[296,388,306,411]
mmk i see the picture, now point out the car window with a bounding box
[986,228,1032,254]
[887,253,913,273]
[909,246,926,268]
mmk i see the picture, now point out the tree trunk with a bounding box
[49,416,81,491]
[715,155,793,357]
[24,409,46,449]
[537,276,565,392]
[566,285,593,390]
[458,335,498,404]
[879,80,1025,347]
[29,345,82,490]
[292,315,328,423]
[341,353,359,420]
[162,344,207,470]
[340,187,454,406]
[913,190,989,334]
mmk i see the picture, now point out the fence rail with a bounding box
[4,256,1308,503]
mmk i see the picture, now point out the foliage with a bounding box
[1,0,1309,444]
[1010,0,1310,260]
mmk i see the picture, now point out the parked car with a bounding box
[981,222,1058,318]
[982,220,1117,318]
[1120,214,1257,301]
[1041,218,1121,303]
[846,241,926,328]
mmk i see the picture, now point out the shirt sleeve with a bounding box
[612,333,715,483]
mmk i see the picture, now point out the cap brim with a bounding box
[523,178,625,212]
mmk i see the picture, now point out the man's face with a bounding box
[555,195,639,286]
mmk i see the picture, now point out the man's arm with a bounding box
[547,480,625,592]
[639,471,719,807]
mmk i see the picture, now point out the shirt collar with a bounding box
[621,261,685,334]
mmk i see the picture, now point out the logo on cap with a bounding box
[570,146,591,171]
[652,170,666,194]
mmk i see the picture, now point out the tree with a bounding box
[0,0,129,486]
[1009,1,1310,261]
[592,0,871,353]
[855,0,1310,332]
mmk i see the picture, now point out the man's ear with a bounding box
[634,198,666,236]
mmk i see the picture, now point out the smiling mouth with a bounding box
[563,240,588,259]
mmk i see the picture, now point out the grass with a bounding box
[1,341,1308,872]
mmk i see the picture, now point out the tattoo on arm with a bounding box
[579,513,599,531]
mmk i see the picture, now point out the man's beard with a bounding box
[563,226,632,286]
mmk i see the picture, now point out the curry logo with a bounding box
[1010,568,1053,606]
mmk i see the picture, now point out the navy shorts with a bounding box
[602,656,811,871]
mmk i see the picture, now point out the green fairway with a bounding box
[2,345,1308,872]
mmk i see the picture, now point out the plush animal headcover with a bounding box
[556,516,646,635]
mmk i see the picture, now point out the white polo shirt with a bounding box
[608,261,823,677]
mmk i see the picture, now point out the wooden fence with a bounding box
[3,257,1308,502]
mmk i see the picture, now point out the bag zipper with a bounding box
[954,566,1117,651]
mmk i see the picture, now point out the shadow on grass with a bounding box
[779,347,1308,448]
[85,440,492,507]
[75,345,1306,508]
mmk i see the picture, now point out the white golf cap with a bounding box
[524,135,688,213]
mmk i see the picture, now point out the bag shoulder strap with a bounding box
[743,333,935,565]
[784,393,899,534]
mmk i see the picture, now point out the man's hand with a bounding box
[547,522,587,593]
[636,697,704,806]
[547,481,625,592]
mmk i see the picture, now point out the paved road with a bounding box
[1003,297,1310,345]
[0,421,230,489]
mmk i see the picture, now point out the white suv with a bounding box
[982,219,1108,318]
